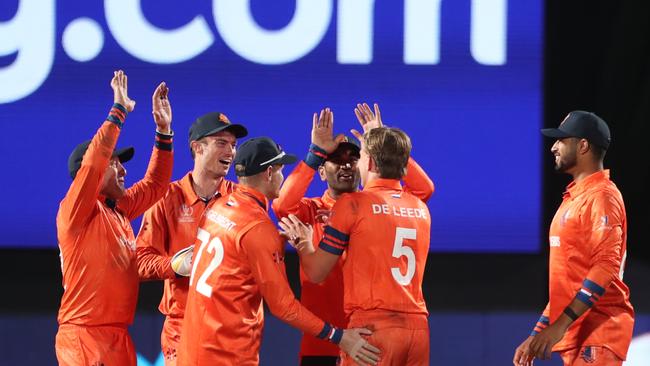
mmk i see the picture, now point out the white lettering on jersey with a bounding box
[205,210,236,231]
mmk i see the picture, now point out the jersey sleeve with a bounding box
[319,194,356,256]
[272,160,318,222]
[58,105,125,239]
[402,157,434,203]
[118,131,174,220]
[135,195,176,280]
[575,191,625,308]
[241,223,332,340]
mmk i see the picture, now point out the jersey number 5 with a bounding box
[190,228,224,298]
[391,227,417,285]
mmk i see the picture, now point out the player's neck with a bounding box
[191,169,224,200]
[364,171,382,185]
[569,161,603,184]
[326,187,357,200]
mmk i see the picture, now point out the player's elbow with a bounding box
[424,179,435,199]
[271,200,287,219]
[303,266,328,284]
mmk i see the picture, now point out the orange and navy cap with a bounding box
[188,112,248,144]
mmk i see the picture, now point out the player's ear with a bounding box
[190,140,201,157]
[265,165,274,182]
[367,156,378,173]
[318,165,327,181]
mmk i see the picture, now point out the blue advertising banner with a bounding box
[0,0,543,251]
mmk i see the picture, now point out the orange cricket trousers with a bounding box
[161,317,183,366]
[340,310,429,366]
[55,323,136,366]
[560,346,623,366]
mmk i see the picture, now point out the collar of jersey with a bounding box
[320,189,338,208]
[181,172,230,206]
[236,185,269,211]
[564,169,610,199]
[362,178,403,192]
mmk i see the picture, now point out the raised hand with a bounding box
[111,70,135,112]
[339,328,381,365]
[152,82,172,133]
[351,103,383,142]
[311,108,346,154]
[278,214,315,253]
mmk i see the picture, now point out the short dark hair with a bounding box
[235,164,246,176]
[590,142,607,162]
[364,127,411,179]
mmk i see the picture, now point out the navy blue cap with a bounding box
[189,112,248,144]
[327,136,361,160]
[541,111,611,149]
[234,137,298,177]
[68,140,134,179]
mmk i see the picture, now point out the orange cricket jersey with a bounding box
[545,170,634,359]
[272,158,434,358]
[321,178,430,317]
[178,186,332,365]
[136,173,237,318]
[57,113,173,328]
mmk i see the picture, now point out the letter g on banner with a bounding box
[0,0,55,104]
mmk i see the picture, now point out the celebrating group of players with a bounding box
[55,70,634,366]
[55,71,433,365]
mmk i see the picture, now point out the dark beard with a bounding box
[554,154,577,172]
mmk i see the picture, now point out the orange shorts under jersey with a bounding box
[55,324,136,366]
[560,346,623,366]
[339,310,429,366]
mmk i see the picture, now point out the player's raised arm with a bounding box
[272,108,345,220]
[353,102,434,201]
[118,81,174,220]
[58,71,134,236]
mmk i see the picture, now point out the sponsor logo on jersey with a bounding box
[178,204,194,223]
[118,235,136,251]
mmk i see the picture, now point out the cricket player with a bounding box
[178,137,381,366]
[136,112,247,364]
[281,126,431,365]
[272,103,433,365]
[513,111,634,366]
[55,71,174,366]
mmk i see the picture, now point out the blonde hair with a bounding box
[363,127,412,179]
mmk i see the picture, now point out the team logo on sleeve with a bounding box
[596,215,611,231]
[178,204,195,223]
[549,236,561,247]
